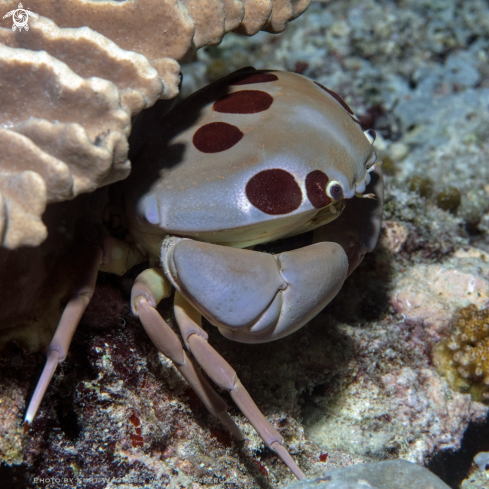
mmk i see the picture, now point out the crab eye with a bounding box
[326,181,344,200]
[364,129,376,144]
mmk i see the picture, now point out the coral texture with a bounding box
[0,42,132,248]
[434,305,489,403]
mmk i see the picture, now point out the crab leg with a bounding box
[24,244,103,429]
[131,268,243,440]
[174,291,305,480]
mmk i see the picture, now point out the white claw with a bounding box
[163,238,348,343]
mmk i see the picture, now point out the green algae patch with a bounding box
[408,175,432,198]
[436,187,462,214]
[434,305,489,403]
[380,156,397,176]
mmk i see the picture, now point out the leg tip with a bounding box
[218,412,245,441]
[271,441,305,479]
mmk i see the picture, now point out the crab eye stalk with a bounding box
[364,129,376,144]
[326,181,344,200]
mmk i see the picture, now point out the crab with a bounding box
[24,67,383,480]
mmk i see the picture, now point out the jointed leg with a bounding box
[174,291,305,480]
[24,244,103,429]
[132,268,243,440]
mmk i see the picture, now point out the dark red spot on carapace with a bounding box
[246,169,302,215]
[306,170,331,208]
[231,72,278,85]
[213,90,273,114]
[193,122,243,153]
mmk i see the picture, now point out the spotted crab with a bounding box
[24,67,383,479]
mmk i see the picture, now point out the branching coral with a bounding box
[434,305,489,403]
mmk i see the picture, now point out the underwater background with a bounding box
[1,1,489,488]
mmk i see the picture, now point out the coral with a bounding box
[0,0,309,248]
[390,250,489,342]
[0,43,132,248]
[434,305,489,403]
[2,0,308,60]
[0,16,178,114]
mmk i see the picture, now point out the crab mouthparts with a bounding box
[355,192,376,200]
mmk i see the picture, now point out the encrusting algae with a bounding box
[434,305,489,403]
[436,187,462,214]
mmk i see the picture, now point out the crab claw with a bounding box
[160,236,348,343]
